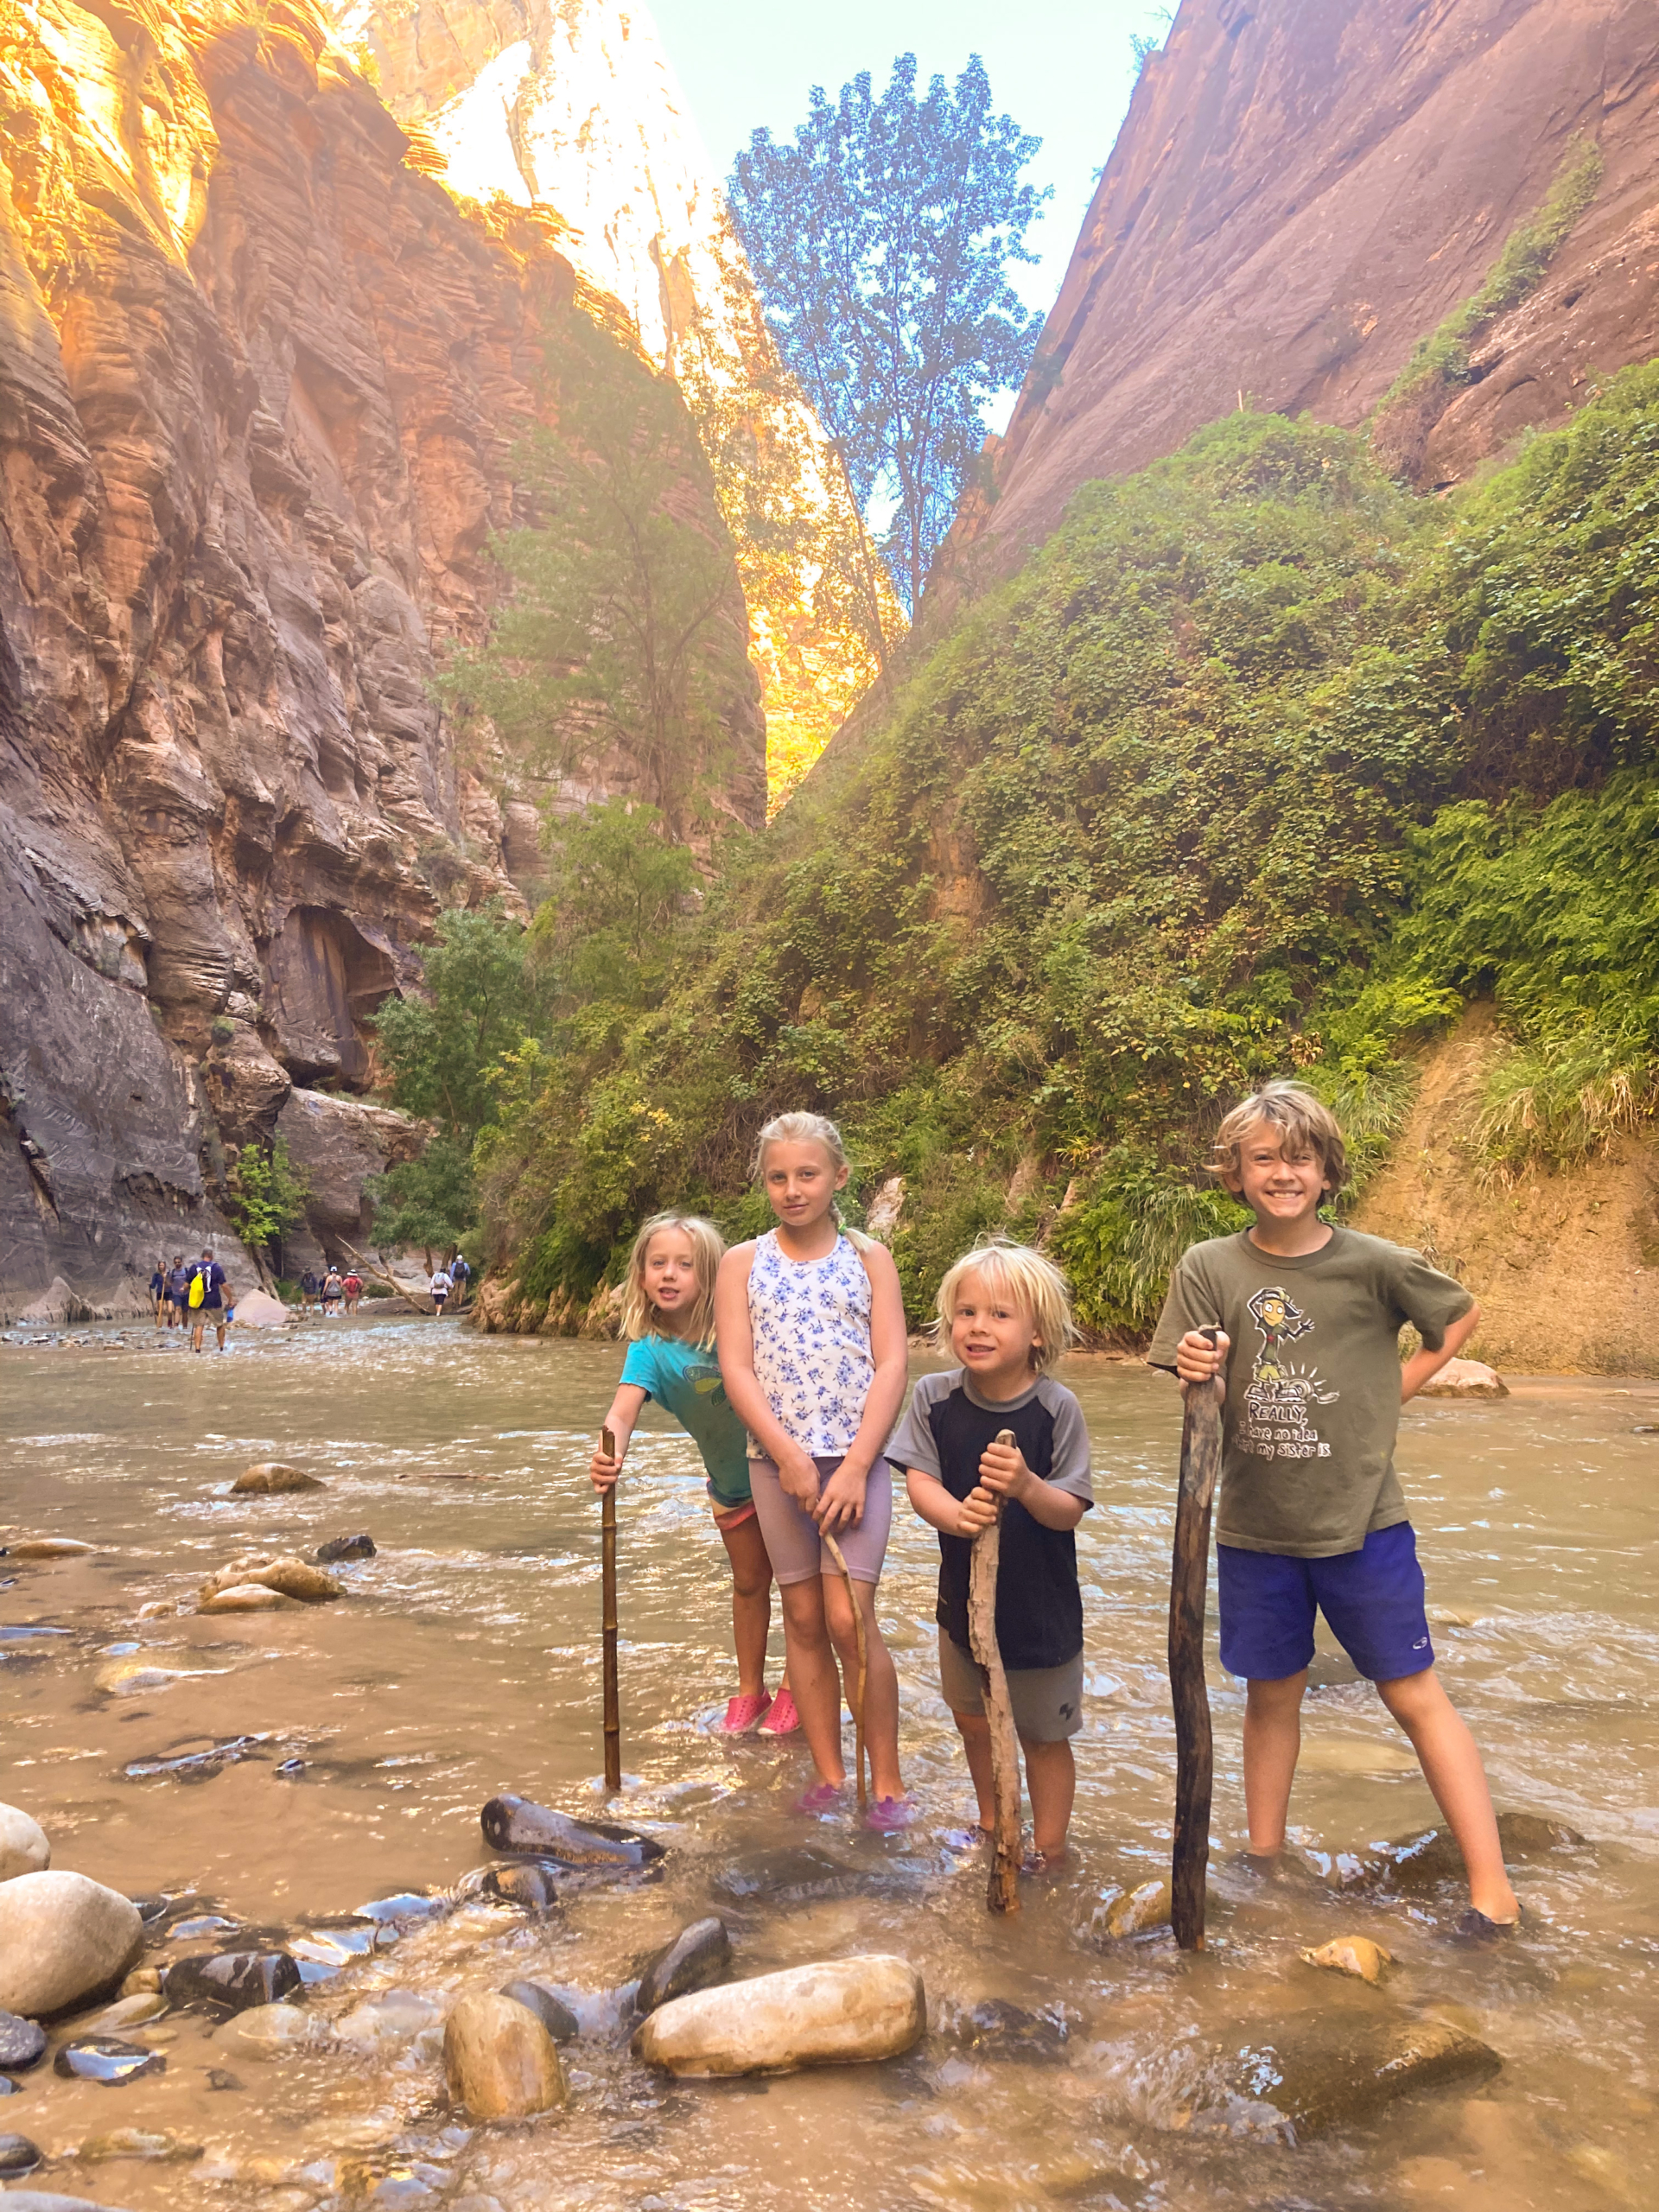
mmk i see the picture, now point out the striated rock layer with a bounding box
[0,0,761,1314]
[937,0,1659,606]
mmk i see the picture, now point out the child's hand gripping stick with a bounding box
[600,1425,621,1795]
[968,1427,1023,1916]
[1168,1327,1224,1948]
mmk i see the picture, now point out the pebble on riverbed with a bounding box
[0,2015,47,2072]
[499,1981,579,2045]
[315,1534,375,1563]
[231,1464,323,1495]
[196,1585,296,1615]
[1301,1936,1392,1984]
[480,1796,664,1871]
[5,1538,94,1559]
[442,1991,566,2120]
[0,2133,41,2177]
[0,1804,51,1882]
[0,1873,143,2018]
[1096,1879,1173,1941]
[633,1955,926,2078]
[54,2036,166,2084]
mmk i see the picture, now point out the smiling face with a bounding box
[641,1226,700,1325]
[760,1139,847,1231]
[1224,1120,1332,1232]
[949,1268,1042,1397]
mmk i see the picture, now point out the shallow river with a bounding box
[2,1319,1656,2212]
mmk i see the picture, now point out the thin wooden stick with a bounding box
[601,1424,621,1796]
[968,1428,1021,1915]
[1169,1328,1224,1948]
[822,1530,868,1813]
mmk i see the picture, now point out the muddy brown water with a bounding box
[1,1319,1656,2211]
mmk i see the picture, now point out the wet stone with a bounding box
[470,1861,560,1910]
[636,1918,732,2016]
[1302,1936,1392,1984]
[231,1463,323,1495]
[480,1795,664,1871]
[443,1990,566,2120]
[499,1981,579,2045]
[315,1534,375,1563]
[1227,2013,1501,2138]
[354,1893,448,1927]
[336,1990,443,2048]
[0,2133,41,2176]
[1370,1810,1586,1891]
[54,2037,167,2084]
[79,2128,201,2162]
[711,1847,866,1906]
[0,2075,19,2094]
[950,1999,1070,2063]
[0,2014,47,2072]
[635,1955,926,2078]
[165,1950,301,2015]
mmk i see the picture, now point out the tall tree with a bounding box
[728,54,1049,618]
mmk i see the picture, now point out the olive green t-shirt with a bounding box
[1147,1227,1473,1558]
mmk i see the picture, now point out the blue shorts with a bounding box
[1217,1522,1434,1683]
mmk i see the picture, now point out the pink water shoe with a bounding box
[865,1794,918,1834]
[715,1689,772,1735]
[793,1781,845,1817]
[757,1687,800,1736]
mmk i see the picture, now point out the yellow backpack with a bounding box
[188,1268,206,1308]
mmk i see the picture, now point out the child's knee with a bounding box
[953,1708,989,1743]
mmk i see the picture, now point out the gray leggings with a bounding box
[747,1455,893,1586]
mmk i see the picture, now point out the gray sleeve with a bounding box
[1038,1382,1095,1507]
[883,1372,951,1475]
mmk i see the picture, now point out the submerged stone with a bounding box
[354,1893,448,1927]
[465,1861,561,1910]
[196,1586,293,1615]
[0,2134,42,2177]
[480,1795,664,1870]
[315,1535,376,1563]
[710,1847,866,1906]
[1228,2013,1500,2137]
[499,1980,579,2044]
[198,1555,342,1605]
[1369,1810,1586,1891]
[0,2014,46,2072]
[336,1989,443,2047]
[1102,1879,1172,1939]
[231,1463,323,1494]
[54,2037,166,2085]
[634,1955,926,2077]
[1302,1936,1392,1984]
[442,1990,566,2120]
[79,2129,201,2162]
[950,1999,1070,2063]
[213,2003,319,2061]
[637,1918,732,2015]
[9,1538,94,1558]
[165,1951,301,2015]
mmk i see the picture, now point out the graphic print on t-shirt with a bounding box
[1241,1284,1338,1462]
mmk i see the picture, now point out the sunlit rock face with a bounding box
[0,0,760,1313]
[330,0,891,805]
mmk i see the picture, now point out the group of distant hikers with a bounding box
[146,1249,471,1343]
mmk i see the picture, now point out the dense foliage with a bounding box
[467,367,1659,1331]
[729,54,1047,619]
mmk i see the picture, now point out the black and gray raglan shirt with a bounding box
[886,1370,1095,1671]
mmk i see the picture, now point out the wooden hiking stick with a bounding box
[1168,1327,1224,1949]
[968,1429,1021,1916]
[822,1530,868,1813]
[601,1425,622,1795]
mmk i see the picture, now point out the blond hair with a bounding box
[1209,1080,1348,1194]
[934,1237,1077,1374]
[619,1211,724,1348]
[750,1110,873,1250]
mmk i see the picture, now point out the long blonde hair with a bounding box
[934,1236,1077,1374]
[751,1111,873,1250]
[619,1211,724,1348]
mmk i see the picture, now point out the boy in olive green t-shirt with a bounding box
[1149,1081,1520,1937]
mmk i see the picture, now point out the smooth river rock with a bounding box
[633,1955,926,2077]
[1416,1358,1508,1399]
[6,1540,94,1560]
[0,1805,50,1882]
[1370,1810,1585,1891]
[0,2013,48,2071]
[1102,1879,1173,1940]
[0,1873,143,2017]
[480,1796,664,1870]
[466,1861,561,1910]
[1229,2013,1501,2137]
[499,1981,579,2045]
[213,2004,320,2061]
[336,1990,443,2047]
[195,1586,294,1616]
[0,2133,42,2177]
[165,1951,302,2015]
[636,1918,732,2015]
[54,2038,165,2085]
[230,1464,323,1495]
[315,1535,376,1563]
[442,1991,566,2120]
[198,1556,342,1605]
[1302,1936,1392,1984]
[2,2196,144,2212]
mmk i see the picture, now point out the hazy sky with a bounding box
[647,0,1174,332]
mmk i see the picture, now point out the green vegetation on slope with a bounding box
[469,367,1659,1332]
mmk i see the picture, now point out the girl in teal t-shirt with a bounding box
[591,1211,798,1738]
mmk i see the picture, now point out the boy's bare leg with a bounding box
[951,1708,996,1835]
[779,1578,845,1790]
[1378,1668,1518,1923]
[821,1572,902,1802]
[717,1516,774,1700]
[1243,1669,1308,1853]
[1021,1737,1075,1862]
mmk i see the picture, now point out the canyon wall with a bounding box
[0,0,761,1316]
[936,0,1659,607]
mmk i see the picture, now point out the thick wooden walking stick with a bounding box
[601,1425,622,1796]
[968,1429,1022,1916]
[822,1531,868,1813]
[1169,1328,1224,1948]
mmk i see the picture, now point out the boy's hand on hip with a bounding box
[813,1459,868,1533]
[977,1438,1031,1503]
[1175,1328,1229,1392]
[957,1484,998,1538]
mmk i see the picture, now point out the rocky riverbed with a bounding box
[1,1323,1656,2211]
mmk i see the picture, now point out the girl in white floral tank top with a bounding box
[715,1113,912,1829]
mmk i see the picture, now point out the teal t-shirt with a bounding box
[619,1334,753,1506]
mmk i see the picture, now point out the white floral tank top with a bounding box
[746,1229,875,1458]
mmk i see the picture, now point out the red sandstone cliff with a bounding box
[0,0,761,1314]
[936,0,1659,605]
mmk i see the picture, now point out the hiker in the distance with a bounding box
[300,1267,320,1315]
[188,1246,231,1354]
[448,1251,472,1309]
[342,1268,363,1315]
[429,1263,452,1317]
[148,1261,166,1325]
[165,1254,190,1329]
[321,1265,343,1315]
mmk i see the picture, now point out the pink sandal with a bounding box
[715,1689,773,1735]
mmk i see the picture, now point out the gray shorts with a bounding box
[747,1456,892,1586]
[938,1629,1084,1743]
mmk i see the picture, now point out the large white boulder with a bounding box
[1417,1357,1508,1399]
[633,1955,925,2077]
[0,1803,50,1882]
[0,1872,143,2017]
